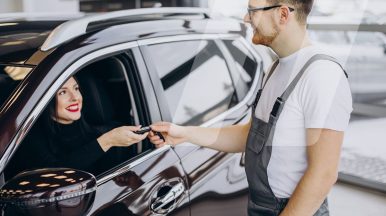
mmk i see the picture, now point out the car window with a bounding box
[223,39,258,89]
[146,40,238,126]
[0,65,32,110]
[4,56,139,180]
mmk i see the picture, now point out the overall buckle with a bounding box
[270,97,284,118]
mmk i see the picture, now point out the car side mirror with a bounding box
[0,168,96,216]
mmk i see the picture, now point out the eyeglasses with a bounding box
[248,5,295,15]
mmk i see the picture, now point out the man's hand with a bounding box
[149,119,251,153]
[97,126,149,152]
[149,122,188,148]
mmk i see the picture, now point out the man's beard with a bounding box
[252,26,279,47]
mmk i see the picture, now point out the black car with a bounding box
[0,8,264,216]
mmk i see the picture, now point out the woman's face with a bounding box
[54,77,83,124]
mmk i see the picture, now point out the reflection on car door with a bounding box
[89,146,190,216]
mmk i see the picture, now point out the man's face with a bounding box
[244,0,280,46]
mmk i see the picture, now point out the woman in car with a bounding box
[6,77,147,179]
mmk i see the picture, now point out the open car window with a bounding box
[3,55,143,180]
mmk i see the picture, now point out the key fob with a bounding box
[134,126,151,135]
[154,131,165,142]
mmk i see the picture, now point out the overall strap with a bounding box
[280,54,347,102]
[252,60,280,108]
[269,54,347,121]
[263,59,280,89]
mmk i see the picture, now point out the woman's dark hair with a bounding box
[40,76,94,155]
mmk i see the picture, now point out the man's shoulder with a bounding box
[302,46,346,79]
[306,58,345,74]
[299,54,348,91]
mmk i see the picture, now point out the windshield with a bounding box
[0,64,33,109]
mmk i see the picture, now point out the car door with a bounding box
[85,47,190,216]
[89,145,189,216]
[139,35,263,216]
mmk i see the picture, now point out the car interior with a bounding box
[0,72,15,107]
[4,56,146,181]
[0,65,32,108]
[77,57,135,129]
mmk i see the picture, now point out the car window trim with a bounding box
[137,33,236,46]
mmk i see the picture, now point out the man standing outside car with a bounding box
[149,0,353,215]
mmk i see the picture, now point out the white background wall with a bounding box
[0,0,79,13]
[0,0,23,13]
[208,0,248,19]
[23,0,79,13]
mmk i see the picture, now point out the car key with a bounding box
[154,131,165,142]
[134,127,165,143]
[133,126,151,135]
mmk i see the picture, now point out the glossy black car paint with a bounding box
[0,168,96,216]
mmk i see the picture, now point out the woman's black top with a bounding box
[5,120,134,180]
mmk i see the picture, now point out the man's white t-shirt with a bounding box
[254,45,353,198]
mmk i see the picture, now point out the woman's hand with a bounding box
[97,126,148,152]
[148,122,187,148]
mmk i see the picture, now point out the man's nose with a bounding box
[244,13,251,23]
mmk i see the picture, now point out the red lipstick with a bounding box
[66,103,80,113]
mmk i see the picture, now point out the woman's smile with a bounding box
[66,103,80,112]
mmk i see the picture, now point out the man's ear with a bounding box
[278,6,291,24]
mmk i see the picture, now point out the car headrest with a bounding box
[76,58,126,126]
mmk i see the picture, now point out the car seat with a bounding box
[76,57,134,130]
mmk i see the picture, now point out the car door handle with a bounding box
[150,182,185,212]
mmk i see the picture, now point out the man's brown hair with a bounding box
[268,0,314,24]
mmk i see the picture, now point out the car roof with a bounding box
[0,8,245,65]
[0,20,67,65]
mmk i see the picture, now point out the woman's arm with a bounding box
[26,126,148,171]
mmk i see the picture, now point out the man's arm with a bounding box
[149,118,252,153]
[280,128,344,216]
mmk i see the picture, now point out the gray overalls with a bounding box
[245,54,348,216]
